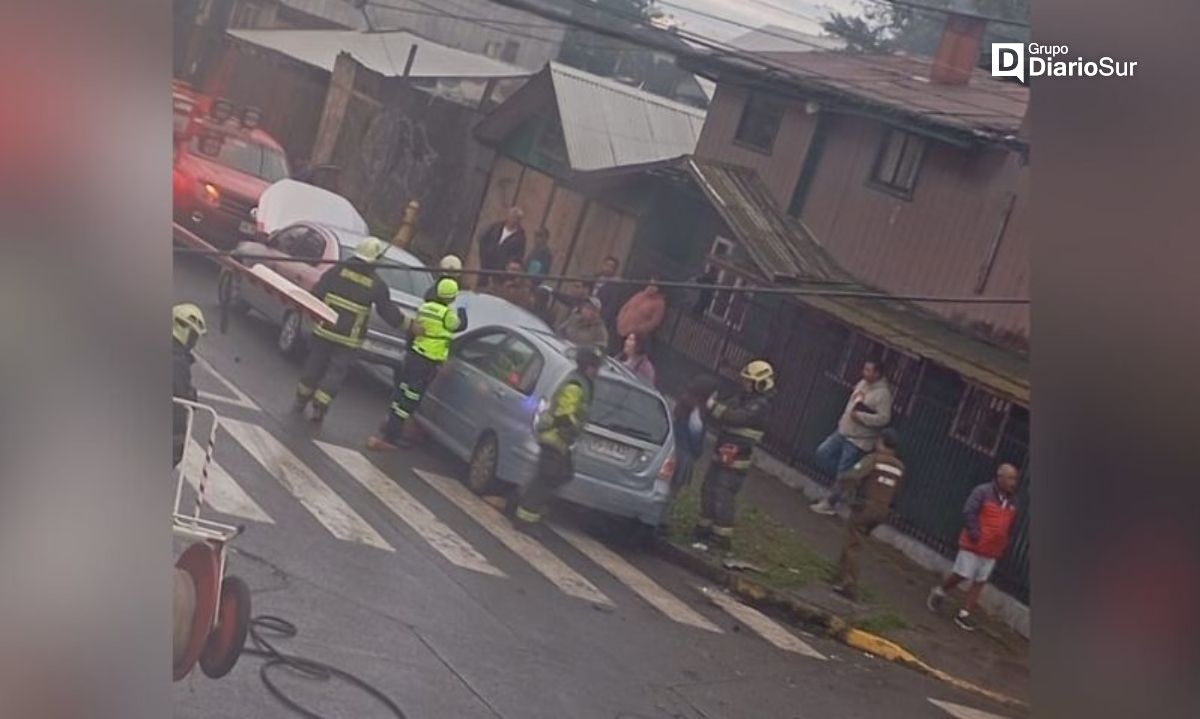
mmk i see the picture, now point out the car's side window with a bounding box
[274,226,311,257]
[455,331,507,372]
[292,229,327,265]
[491,336,544,396]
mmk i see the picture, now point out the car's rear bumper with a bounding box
[506,443,669,526]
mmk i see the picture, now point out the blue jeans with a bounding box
[816,432,867,507]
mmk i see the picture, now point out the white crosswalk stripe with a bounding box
[411,469,612,606]
[182,438,274,524]
[928,699,1011,719]
[551,523,722,633]
[699,586,826,660]
[315,442,505,577]
[221,418,393,551]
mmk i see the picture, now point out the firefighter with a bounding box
[367,277,467,451]
[693,360,775,551]
[830,428,905,601]
[294,236,405,423]
[425,254,463,300]
[513,345,605,531]
[172,303,207,467]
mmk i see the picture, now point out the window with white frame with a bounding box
[869,127,926,198]
[703,238,751,330]
[828,332,922,416]
[950,385,1012,456]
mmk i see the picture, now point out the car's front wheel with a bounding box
[277,310,306,360]
[467,433,500,495]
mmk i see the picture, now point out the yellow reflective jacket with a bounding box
[410,299,462,362]
[536,373,593,453]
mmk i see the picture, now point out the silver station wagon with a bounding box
[416,317,677,530]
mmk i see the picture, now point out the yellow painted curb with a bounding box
[842,628,1027,710]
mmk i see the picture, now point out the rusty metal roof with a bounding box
[726,50,1027,144]
[685,158,1030,403]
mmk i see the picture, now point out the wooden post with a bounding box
[392,200,421,248]
[310,52,357,168]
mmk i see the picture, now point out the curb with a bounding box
[652,538,1028,711]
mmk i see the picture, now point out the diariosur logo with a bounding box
[991,43,1139,82]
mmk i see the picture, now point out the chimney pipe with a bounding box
[930,11,988,85]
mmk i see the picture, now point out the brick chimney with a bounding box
[930,11,988,85]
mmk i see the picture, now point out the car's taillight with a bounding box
[654,450,676,496]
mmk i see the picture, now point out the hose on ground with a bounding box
[241,615,408,719]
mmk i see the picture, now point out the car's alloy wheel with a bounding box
[278,311,305,359]
[467,433,499,495]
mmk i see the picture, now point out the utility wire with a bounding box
[174,246,1029,305]
[482,0,1025,144]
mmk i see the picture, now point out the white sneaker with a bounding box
[810,499,837,516]
[926,587,946,613]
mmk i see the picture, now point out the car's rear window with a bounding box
[588,379,670,445]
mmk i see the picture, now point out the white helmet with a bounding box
[439,254,463,271]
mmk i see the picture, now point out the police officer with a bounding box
[830,428,905,601]
[693,360,775,551]
[425,254,463,299]
[172,303,207,466]
[294,236,405,423]
[367,277,467,451]
[513,345,605,531]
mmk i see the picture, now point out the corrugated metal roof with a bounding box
[226,29,529,79]
[547,63,707,172]
[758,51,1027,139]
[685,159,1029,403]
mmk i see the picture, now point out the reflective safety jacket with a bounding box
[709,390,772,472]
[535,372,594,453]
[311,258,403,348]
[410,298,463,362]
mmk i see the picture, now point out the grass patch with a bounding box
[666,478,835,592]
[853,610,910,636]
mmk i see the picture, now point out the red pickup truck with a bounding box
[172,85,290,249]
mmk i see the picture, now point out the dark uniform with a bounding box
[832,450,906,597]
[172,339,197,466]
[295,256,404,420]
[695,389,772,549]
[376,288,466,445]
[515,370,594,527]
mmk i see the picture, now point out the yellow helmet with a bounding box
[173,303,207,347]
[353,236,389,263]
[438,254,463,271]
[436,277,460,301]
[740,359,775,393]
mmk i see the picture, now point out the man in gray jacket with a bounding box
[556,296,609,350]
[811,359,894,516]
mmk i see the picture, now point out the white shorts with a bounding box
[952,550,997,583]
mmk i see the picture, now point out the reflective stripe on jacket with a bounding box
[710,391,771,471]
[411,299,461,362]
[536,372,593,453]
[311,262,393,349]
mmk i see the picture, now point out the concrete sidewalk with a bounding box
[662,456,1031,706]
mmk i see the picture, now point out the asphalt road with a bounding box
[173,254,1019,719]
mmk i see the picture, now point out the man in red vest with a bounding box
[927,463,1021,631]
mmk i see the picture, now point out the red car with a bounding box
[172,92,290,249]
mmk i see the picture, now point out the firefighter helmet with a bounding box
[353,236,389,263]
[740,360,775,393]
[435,277,460,301]
[438,254,463,271]
[173,303,207,348]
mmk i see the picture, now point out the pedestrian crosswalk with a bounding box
[179,414,828,661]
[928,698,1011,719]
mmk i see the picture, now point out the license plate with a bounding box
[238,221,255,235]
[586,437,632,462]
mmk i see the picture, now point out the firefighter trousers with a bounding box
[834,507,888,591]
[698,463,746,539]
[515,444,573,524]
[297,337,356,414]
[381,351,440,440]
